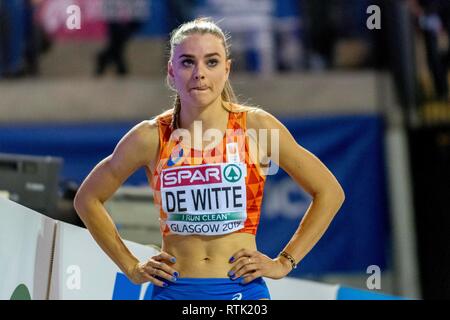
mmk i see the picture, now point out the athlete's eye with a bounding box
[207,59,219,67]
[181,59,194,67]
[181,58,218,68]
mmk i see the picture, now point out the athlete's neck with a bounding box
[179,97,229,134]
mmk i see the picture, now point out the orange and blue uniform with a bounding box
[148,109,267,238]
[147,108,271,300]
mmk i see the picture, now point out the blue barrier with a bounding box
[337,286,407,300]
[112,272,153,300]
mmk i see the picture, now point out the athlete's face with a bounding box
[168,33,231,108]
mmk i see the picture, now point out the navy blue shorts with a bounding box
[151,277,271,300]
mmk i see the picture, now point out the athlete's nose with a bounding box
[194,74,205,80]
[193,63,206,80]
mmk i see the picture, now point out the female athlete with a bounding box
[74,18,345,300]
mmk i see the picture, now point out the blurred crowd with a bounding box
[0,0,449,102]
[0,0,377,77]
[408,0,450,102]
[0,0,47,78]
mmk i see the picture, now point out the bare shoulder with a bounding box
[245,107,280,131]
[112,118,160,167]
[75,119,161,204]
[229,102,254,113]
[124,119,158,148]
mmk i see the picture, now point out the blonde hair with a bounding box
[165,17,240,130]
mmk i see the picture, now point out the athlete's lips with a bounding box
[190,85,209,91]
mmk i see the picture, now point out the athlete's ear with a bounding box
[225,59,231,77]
[168,60,175,79]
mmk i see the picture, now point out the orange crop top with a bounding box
[148,110,266,237]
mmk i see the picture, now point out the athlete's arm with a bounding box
[73,120,177,286]
[229,109,345,282]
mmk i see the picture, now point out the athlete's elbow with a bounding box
[73,188,96,219]
[330,185,345,216]
[327,180,345,202]
[335,184,345,205]
[315,184,345,214]
[73,190,86,218]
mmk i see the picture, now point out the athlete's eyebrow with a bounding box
[178,53,221,59]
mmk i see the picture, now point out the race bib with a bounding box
[160,163,247,235]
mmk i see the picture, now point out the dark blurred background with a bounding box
[1,0,450,300]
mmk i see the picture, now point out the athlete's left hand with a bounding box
[228,249,293,284]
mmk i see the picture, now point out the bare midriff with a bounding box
[161,232,257,278]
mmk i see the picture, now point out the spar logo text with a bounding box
[161,164,245,214]
[162,165,222,188]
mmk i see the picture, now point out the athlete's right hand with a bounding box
[127,252,179,287]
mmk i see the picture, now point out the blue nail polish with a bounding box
[163,283,168,287]
[228,271,234,277]
[170,257,176,263]
[229,257,235,263]
[173,272,179,277]
[172,277,177,281]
